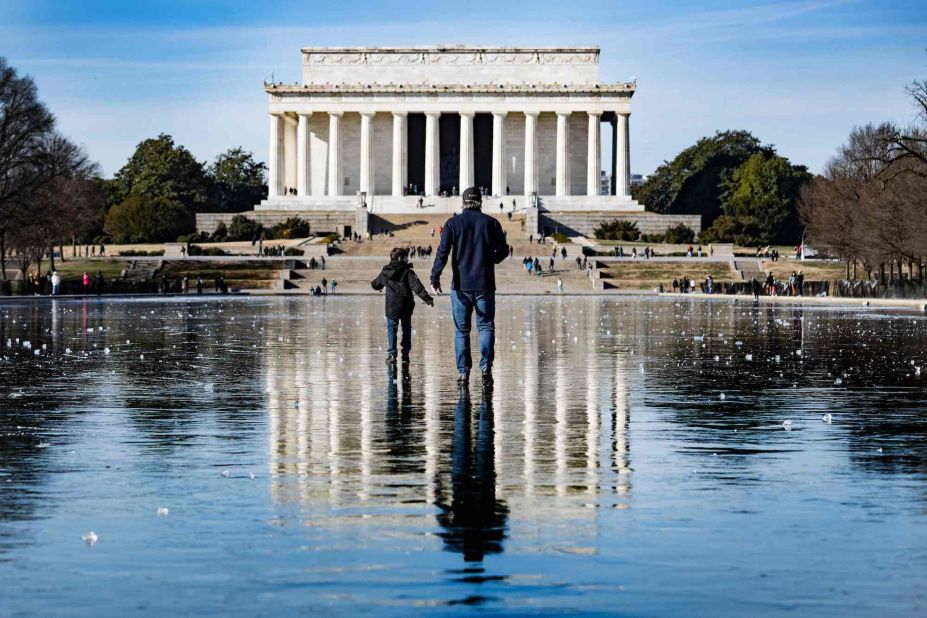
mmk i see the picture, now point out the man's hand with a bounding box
[431,282,442,295]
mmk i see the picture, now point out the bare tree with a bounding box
[0,57,56,279]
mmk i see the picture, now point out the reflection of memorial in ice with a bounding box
[265,299,634,556]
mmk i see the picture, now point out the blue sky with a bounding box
[1,0,924,177]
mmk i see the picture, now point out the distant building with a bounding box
[600,170,611,196]
[630,174,644,187]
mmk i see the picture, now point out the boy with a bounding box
[371,247,434,364]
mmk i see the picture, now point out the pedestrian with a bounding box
[557,278,563,294]
[183,276,189,293]
[560,247,567,260]
[548,257,554,272]
[82,271,90,294]
[330,280,337,294]
[196,277,204,294]
[322,277,328,292]
[95,271,104,295]
[371,247,434,364]
[430,186,509,385]
[50,271,61,295]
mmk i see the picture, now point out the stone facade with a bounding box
[262,45,638,210]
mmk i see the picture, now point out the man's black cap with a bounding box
[462,186,482,207]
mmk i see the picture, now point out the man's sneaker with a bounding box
[401,353,410,364]
[386,354,397,365]
[481,368,493,385]
[457,371,469,385]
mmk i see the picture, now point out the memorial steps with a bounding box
[268,256,597,295]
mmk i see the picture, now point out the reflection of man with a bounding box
[430,187,509,385]
[434,385,508,562]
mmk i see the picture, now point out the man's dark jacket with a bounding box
[430,209,509,291]
[371,261,433,319]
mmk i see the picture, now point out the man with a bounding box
[431,186,509,385]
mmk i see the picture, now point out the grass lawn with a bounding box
[598,261,737,289]
[761,260,846,281]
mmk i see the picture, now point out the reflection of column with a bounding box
[585,305,600,497]
[492,111,507,196]
[523,310,538,497]
[459,112,475,191]
[424,112,440,196]
[268,113,283,197]
[424,322,440,505]
[359,112,375,196]
[328,354,341,503]
[359,328,373,502]
[586,112,601,197]
[327,112,343,196]
[296,113,311,196]
[616,112,631,197]
[555,112,571,196]
[614,353,631,498]
[391,112,407,196]
[555,310,568,498]
[523,112,538,196]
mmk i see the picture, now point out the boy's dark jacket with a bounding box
[371,260,433,319]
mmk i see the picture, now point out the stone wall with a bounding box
[342,112,361,195]
[537,112,557,195]
[568,113,588,196]
[196,211,357,237]
[309,113,329,196]
[373,112,393,194]
[504,113,525,195]
[539,212,702,237]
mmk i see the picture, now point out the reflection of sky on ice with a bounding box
[1,296,925,615]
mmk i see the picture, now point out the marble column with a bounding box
[523,112,538,196]
[492,111,507,196]
[296,113,311,197]
[459,112,474,192]
[359,112,375,197]
[555,112,571,197]
[327,112,343,196]
[268,113,283,197]
[610,116,617,196]
[424,112,440,196]
[616,112,630,197]
[284,115,297,194]
[391,112,407,197]
[586,112,601,197]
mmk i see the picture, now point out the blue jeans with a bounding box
[450,290,495,374]
[386,314,411,357]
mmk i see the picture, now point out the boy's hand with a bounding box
[426,298,434,307]
[431,282,442,294]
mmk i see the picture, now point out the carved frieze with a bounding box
[304,48,599,66]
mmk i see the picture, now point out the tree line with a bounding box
[633,130,811,247]
[0,57,267,281]
[799,80,927,281]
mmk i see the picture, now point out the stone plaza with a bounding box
[196,45,700,238]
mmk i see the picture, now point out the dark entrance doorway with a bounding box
[473,113,492,192]
[439,113,460,195]
[407,113,425,195]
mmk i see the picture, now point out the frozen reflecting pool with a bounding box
[1,296,926,616]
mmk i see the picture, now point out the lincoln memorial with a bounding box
[196,45,701,237]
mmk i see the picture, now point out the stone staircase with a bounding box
[338,212,582,259]
[272,256,597,294]
[734,258,764,282]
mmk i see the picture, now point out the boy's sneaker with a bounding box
[457,371,469,385]
[386,354,397,365]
